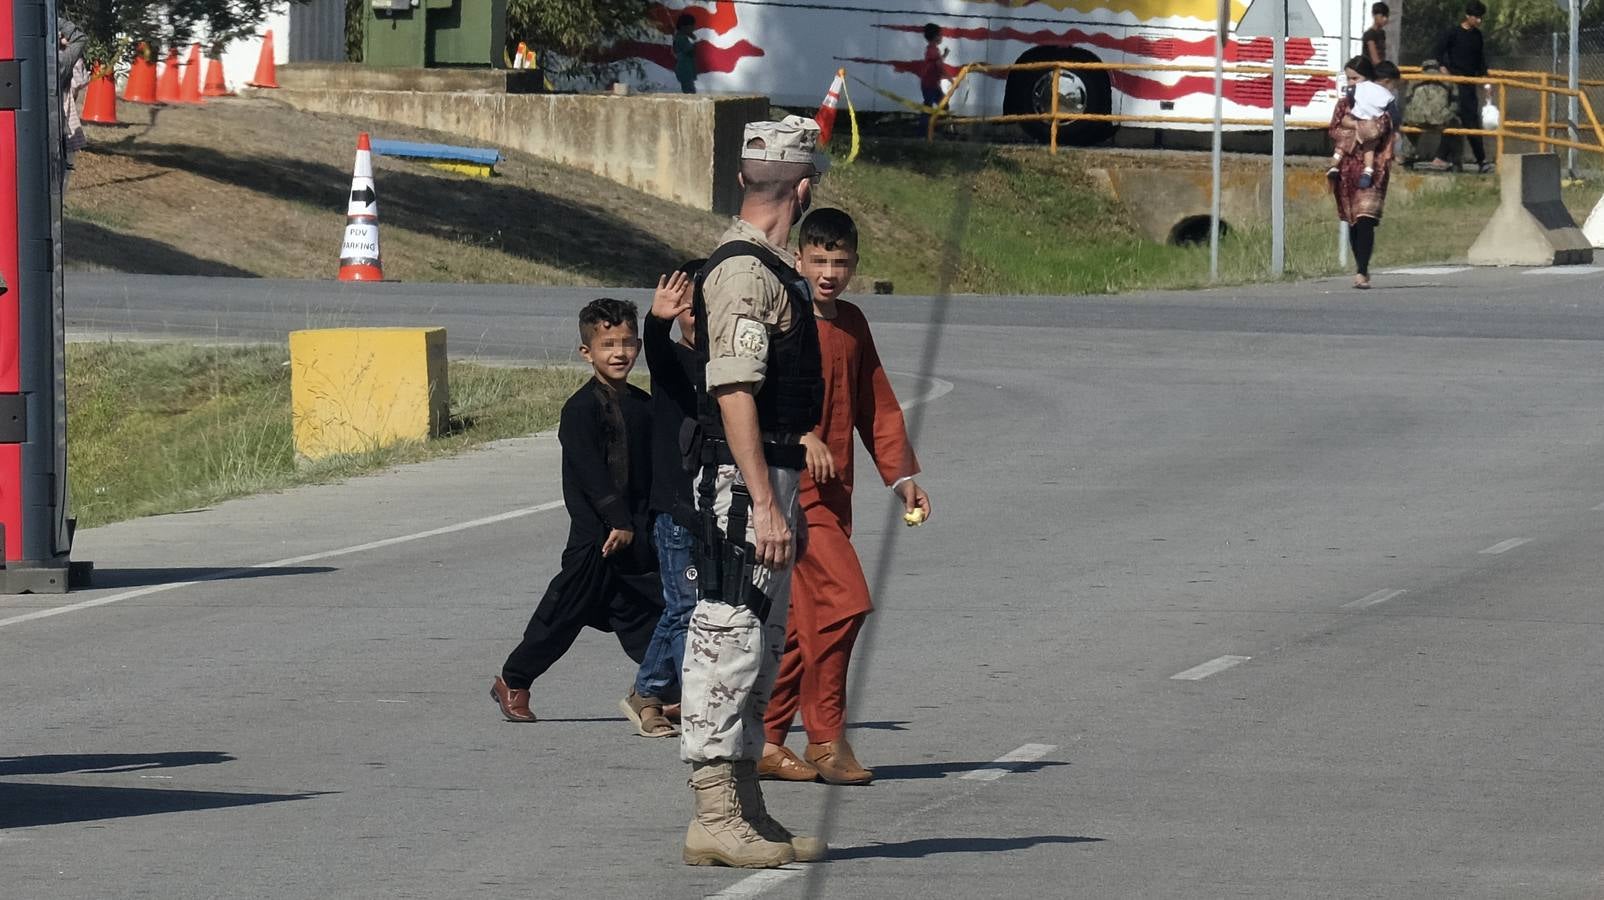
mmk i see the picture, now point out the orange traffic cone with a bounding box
[512,41,528,69]
[156,47,182,103]
[82,64,120,124]
[123,43,157,104]
[247,30,279,88]
[178,43,204,104]
[202,52,232,97]
[815,68,845,146]
[338,133,383,282]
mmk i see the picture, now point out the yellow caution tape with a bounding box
[841,77,861,165]
[848,74,946,117]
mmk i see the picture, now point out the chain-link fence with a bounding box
[1501,26,1604,174]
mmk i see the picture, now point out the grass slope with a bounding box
[69,342,592,527]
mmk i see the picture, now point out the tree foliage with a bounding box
[62,0,282,66]
[1400,0,1604,62]
[505,0,649,80]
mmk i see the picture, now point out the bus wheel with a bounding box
[1004,47,1114,146]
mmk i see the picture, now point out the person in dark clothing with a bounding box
[622,261,707,738]
[1363,2,1390,64]
[491,298,664,723]
[1429,0,1493,173]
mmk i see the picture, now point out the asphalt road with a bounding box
[5,264,1604,898]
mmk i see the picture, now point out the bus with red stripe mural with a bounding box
[612,0,1372,146]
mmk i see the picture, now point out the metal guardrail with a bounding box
[927,60,1604,162]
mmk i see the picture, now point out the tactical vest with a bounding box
[691,240,823,455]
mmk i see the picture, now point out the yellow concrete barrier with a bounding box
[290,327,448,461]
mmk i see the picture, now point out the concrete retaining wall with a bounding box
[275,65,767,214]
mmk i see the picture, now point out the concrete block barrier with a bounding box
[1467,153,1593,266]
[290,327,449,461]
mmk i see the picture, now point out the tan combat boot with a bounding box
[683,762,796,868]
[733,760,828,862]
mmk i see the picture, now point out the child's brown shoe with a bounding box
[490,675,536,723]
[758,744,820,782]
[805,739,873,785]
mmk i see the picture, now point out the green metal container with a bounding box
[363,0,508,68]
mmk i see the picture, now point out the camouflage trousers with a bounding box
[680,463,801,764]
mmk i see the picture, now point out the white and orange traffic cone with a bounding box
[338,133,383,282]
[512,41,528,69]
[815,68,845,146]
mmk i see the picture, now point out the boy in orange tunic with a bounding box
[758,208,932,785]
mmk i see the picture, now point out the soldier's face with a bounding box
[799,243,858,303]
[580,322,641,385]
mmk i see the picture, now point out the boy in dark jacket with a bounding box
[491,298,663,723]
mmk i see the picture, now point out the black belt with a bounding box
[709,440,805,471]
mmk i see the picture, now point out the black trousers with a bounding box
[501,541,663,690]
[1350,218,1377,277]
[1438,84,1486,165]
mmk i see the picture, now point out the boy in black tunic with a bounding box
[491,298,664,723]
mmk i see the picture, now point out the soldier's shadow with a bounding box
[830,834,1102,860]
[867,759,1069,781]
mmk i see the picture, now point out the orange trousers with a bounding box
[763,521,870,745]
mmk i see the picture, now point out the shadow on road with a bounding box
[85,566,337,590]
[830,834,1103,860]
[64,220,260,278]
[0,751,234,777]
[90,142,692,286]
[0,782,324,829]
[867,759,1070,781]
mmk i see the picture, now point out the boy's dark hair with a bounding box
[676,12,695,30]
[1371,1,1389,15]
[1465,0,1486,17]
[579,297,639,345]
[799,208,858,253]
[923,22,941,42]
[1346,55,1376,80]
[1374,60,1401,81]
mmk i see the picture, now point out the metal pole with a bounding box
[1272,32,1286,276]
[1338,0,1351,267]
[1569,0,1580,175]
[1210,0,1226,281]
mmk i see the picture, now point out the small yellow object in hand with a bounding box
[903,507,926,527]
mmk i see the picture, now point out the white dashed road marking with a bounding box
[1171,655,1251,681]
[706,742,1060,898]
[1479,538,1531,555]
[1343,589,1407,609]
[961,743,1059,782]
[1383,266,1470,276]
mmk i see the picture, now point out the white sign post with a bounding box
[1338,0,1352,267]
[1210,0,1227,281]
[1237,0,1323,277]
[1553,0,1591,175]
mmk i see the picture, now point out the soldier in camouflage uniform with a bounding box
[679,117,829,869]
[1400,60,1457,165]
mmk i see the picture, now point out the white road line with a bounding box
[707,741,1058,898]
[1478,538,1532,555]
[961,742,1058,782]
[1383,266,1469,276]
[1522,265,1604,275]
[704,870,802,898]
[1171,655,1251,681]
[0,500,566,630]
[893,372,955,411]
[1592,501,1604,511]
[1343,589,1407,610]
[0,371,957,633]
